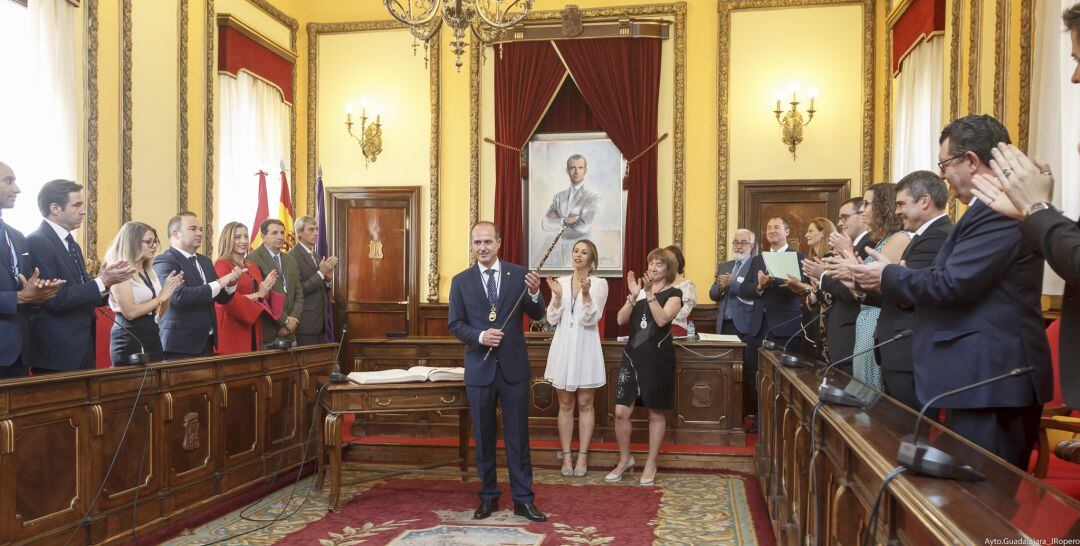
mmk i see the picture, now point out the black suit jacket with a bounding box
[737,248,808,338]
[875,215,953,372]
[881,200,1052,408]
[153,247,234,355]
[1021,208,1080,407]
[817,234,877,363]
[26,221,105,370]
[0,225,32,367]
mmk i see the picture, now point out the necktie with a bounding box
[189,255,207,283]
[65,234,87,282]
[0,219,15,280]
[485,269,498,308]
[274,254,286,292]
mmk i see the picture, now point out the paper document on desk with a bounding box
[347,366,465,384]
[697,333,743,343]
[761,252,801,281]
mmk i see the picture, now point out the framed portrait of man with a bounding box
[526,132,626,276]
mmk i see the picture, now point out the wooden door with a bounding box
[738,180,851,254]
[328,187,420,368]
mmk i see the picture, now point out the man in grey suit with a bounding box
[289,215,337,345]
[248,219,303,347]
[709,229,756,336]
[541,154,601,266]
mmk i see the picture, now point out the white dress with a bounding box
[671,278,697,332]
[543,275,609,391]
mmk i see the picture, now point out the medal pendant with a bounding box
[639,314,648,330]
[488,307,497,322]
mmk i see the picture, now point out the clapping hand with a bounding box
[158,271,184,301]
[258,269,278,298]
[318,256,339,278]
[100,260,136,288]
[801,258,825,280]
[756,270,773,292]
[716,273,733,289]
[221,266,246,287]
[17,268,64,304]
[546,276,563,298]
[580,276,592,304]
[626,271,644,299]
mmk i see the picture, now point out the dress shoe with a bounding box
[604,456,636,483]
[473,499,498,520]
[513,502,547,522]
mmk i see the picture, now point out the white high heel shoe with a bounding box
[604,457,636,483]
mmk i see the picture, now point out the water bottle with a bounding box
[687,320,697,340]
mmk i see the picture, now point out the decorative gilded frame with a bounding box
[966,0,980,114]
[949,0,962,120]
[717,0,876,262]
[86,0,100,270]
[203,0,299,255]
[305,21,443,302]
[1017,0,1033,152]
[468,2,688,248]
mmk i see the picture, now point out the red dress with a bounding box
[214,258,268,354]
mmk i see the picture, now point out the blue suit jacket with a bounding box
[448,261,545,387]
[0,225,32,367]
[27,221,105,370]
[709,258,753,334]
[737,249,807,338]
[881,200,1052,408]
[153,247,234,355]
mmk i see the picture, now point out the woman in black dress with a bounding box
[605,248,683,486]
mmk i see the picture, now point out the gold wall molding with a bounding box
[86,0,100,270]
[305,20,443,302]
[717,0,875,262]
[993,0,1009,122]
[468,2,688,248]
[120,0,132,225]
[1017,0,1033,151]
[949,0,961,120]
[884,17,892,183]
[205,0,216,255]
[179,0,190,211]
[966,0,980,114]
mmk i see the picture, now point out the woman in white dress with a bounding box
[666,245,697,337]
[543,239,609,478]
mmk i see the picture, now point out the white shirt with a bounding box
[46,218,106,294]
[770,244,789,252]
[298,242,327,281]
[852,230,869,250]
[915,213,948,237]
[476,259,539,346]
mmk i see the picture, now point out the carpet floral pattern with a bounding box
[160,464,769,545]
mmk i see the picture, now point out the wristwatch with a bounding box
[1027,202,1055,218]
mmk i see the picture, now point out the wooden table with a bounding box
[314,379,471,511]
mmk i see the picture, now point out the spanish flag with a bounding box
[278,164,295,250]
[250,170,270,248]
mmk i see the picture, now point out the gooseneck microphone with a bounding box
[817,329,913,407]
[760,313,808,350]
[896,366,1035,481]
[778,307,828,368]
[96,308,150,365]
[329,326,349,384]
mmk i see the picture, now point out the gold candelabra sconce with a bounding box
[772,81,817,160]
[345,100,383,167]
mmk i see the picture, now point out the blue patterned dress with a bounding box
[852,232,909,390]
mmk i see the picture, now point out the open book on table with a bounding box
[347,366,465,385]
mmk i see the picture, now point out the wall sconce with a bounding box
[772,81,817,160]
[345,100,383,167]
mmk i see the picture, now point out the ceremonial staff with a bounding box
[484,226,567,360]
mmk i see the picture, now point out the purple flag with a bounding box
[316,169,335,342]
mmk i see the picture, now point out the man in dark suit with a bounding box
[874,171,953,410]
[738,216,808,431]
[0,162,62,378]
[28,179,135,372]
[448,221,546,522]
[709,228,756,336]
[970,5,1080,408]
[248,219,303,347]
[853,115,1052,469]
[154,212,243,359]
[289,215,337,345]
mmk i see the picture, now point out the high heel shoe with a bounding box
[560,453,574,478]
[573,451,588,478]
[638,466,657,486]
[604,456,636,483]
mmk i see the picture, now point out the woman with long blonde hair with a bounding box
[105,222,183,365]
[214,222,276,353]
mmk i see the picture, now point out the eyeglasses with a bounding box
[142,238,159,246]
[732,240,752,246]
[937,154,963,172]
[837,210,863,222]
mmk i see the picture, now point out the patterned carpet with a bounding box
[158,464,772,545]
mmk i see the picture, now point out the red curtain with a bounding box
[891,0,945,74]
[556,38,662,336]
[493,42,567,264]
[534,79,601,133]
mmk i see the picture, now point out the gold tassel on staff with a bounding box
[484,226,567,360]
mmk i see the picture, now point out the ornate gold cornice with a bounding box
[468,2,687,249]
[179,0,189,211]
[966,0,980,114]
[306,20,443,300]
[1017,0,1033,152]
[205,0,215,256]
[717,0,875,262]
[949,0,961,120]
[120,0,133,225]
[86,0,100,272]
[993,0,1008,122]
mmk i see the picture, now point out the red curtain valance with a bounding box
[891,0,945,74]
[218,24,294,103]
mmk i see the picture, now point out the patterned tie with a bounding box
[485,269,498,308]
[274,253,286,292]
[65,234,87,282]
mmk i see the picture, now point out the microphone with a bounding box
[760,313,808,350]
[778,307,828,369]
[817,329,913,407]
[268,338,293,350]
[896,366,1035,481]
[329,326,349,384]
[96,308,150,366]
